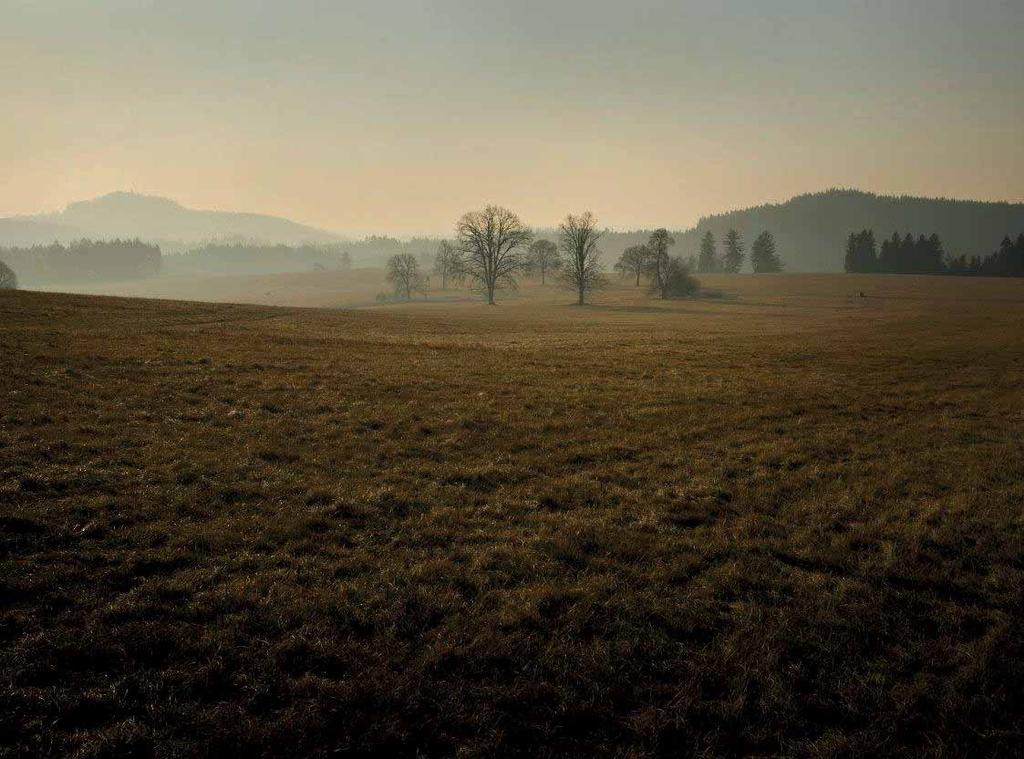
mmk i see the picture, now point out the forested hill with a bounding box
[675,190,1024,272]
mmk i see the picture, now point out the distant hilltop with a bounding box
[0,191,341,250]
[3,188,1023,271]
[674,189,1024,272]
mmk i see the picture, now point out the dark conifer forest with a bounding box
[844,230,1024,277]
[679,190,1024,271]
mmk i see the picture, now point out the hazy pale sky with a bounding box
[3,0,1023,234]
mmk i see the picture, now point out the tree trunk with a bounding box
[635,270,640,287]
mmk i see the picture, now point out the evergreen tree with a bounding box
[878,232,901,272]
[900,233,916,274]
[722,229,745,273]
[750,231,782,273]
[697,231,718,273]
[924,233,945,273]
[844,229,877,273]
[874,231,946,274]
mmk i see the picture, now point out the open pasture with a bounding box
[2,273,1024,756]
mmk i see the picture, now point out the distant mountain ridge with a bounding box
[0,192,341,249]
[675,189,1024,272]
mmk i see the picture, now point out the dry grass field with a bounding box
[3,273,1024,757]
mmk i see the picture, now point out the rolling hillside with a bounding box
[0,192,341,249]
[676,189,1024,272]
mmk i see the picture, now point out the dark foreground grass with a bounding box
[2,278,1024,757]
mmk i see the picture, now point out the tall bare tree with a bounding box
[386,253,422,300]
[646,228,676,299]
[526,239,560,284]
[614,245,650,286]
[558,212,605,305]
[433,240,463,290]
[456,205,532,305]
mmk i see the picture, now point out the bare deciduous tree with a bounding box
[456,205,532,305]
[386,253,422,300]
[558,212,605,305]
[0,260,16,290]
[433,240,464,290]
[614,245,650,286]
[646,228,676,299]
[526,239,560,285]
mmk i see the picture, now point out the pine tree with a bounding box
[878,232,901,273]
[722,229,745,273]
[697,231,718,273]
[750,231,782,273]
[925,233,945,273]
[844,230,878,273]
[844,232,858,273]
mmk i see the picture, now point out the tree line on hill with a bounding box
[383,207,708,305]
[844,230,1024,276]
[0,239,161,286]
[681,189,1024,272]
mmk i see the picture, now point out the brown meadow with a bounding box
[2,273,1024,757]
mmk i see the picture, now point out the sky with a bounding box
[3,0,1023,235]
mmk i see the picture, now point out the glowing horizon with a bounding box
[4,1,1023,236]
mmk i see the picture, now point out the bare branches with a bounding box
[526,239,560,285]
[386,253,423,300]
[646,229,676,299]
[558,212,605,305]
[456,205,532,304]
[614,245,650,287]
[433,240,464,290]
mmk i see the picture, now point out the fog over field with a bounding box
[3,2,1024,757]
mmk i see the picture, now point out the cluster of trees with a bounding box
[844,231,946,274]
[613,229,698,297]
[618,228,781,279]
[168,242,351,276]
[946,235,1024,277]
[386,206,679,306]
[845,230,1024,277]
[0,239,161,285]
[679,189,1024,272]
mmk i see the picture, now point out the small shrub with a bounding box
[660,257,699,298]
